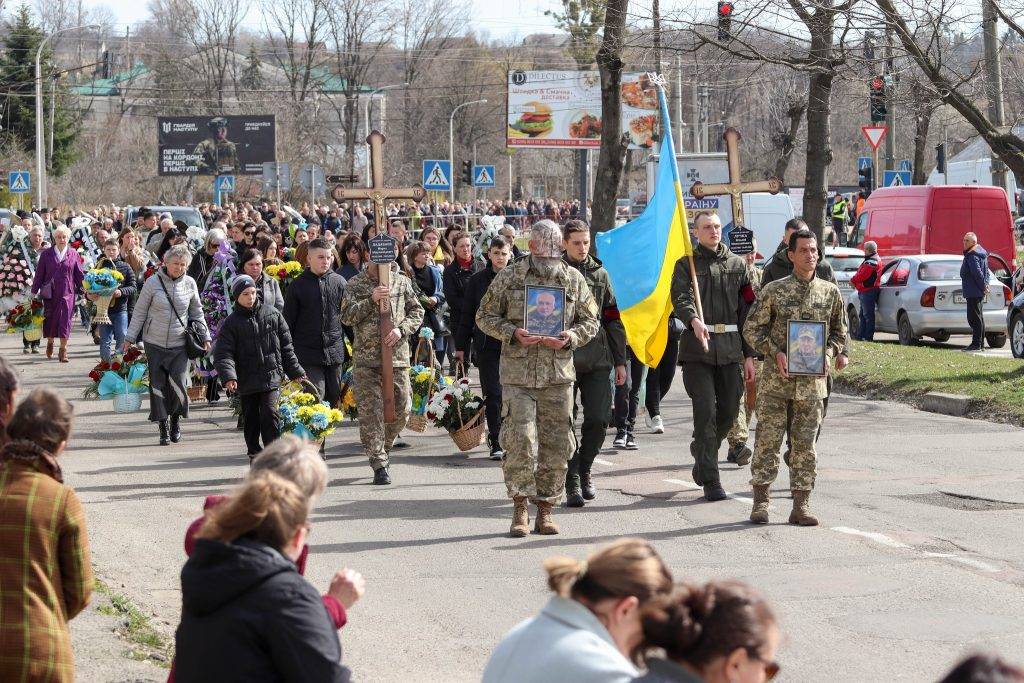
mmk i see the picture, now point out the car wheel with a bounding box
[897,312,918,346]
[847,305,859,340]
[1012,314,1024,358]
[932,331,950,343]
[986,332,1007,349]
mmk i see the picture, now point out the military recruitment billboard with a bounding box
[157,115,276,176]
[506,71,659,150]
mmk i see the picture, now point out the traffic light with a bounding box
[869,75,886,123]
[858,159,874,197]
[717,1,733,41]
[461,160,473,185]
[935,143,947,174]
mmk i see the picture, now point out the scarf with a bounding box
[54,245,69,261]
[457,256,473,270]
[0,439,63,483]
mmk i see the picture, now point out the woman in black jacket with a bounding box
[89,238,138,363]
[238,247,285,312]
[442,232,482,372]
[176,471,352,682]
[214,275,305,458]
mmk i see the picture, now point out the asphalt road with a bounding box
[7,330,1024,682]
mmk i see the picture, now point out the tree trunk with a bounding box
[801,14,835,245]
[344,93,359,177]
[592,0,629,237]
[773,101,805,185]
[912,110,931,186]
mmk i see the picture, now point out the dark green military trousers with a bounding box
[567,368,613,489]
[681,361,743,487]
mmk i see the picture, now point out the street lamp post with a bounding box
[36,24,97,209]
[449,99,487,204]
[363,83,407,186]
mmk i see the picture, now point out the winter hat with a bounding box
[230,274,256,302]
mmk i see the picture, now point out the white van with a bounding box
[728,193,795,259]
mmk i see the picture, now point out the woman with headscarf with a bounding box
[30,225,85,363]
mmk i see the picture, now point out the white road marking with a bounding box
[593,458,616,467]
[923,552,1000,573]
[831,527,912,549]
[664,479,758,507]
[831,527,1001,573]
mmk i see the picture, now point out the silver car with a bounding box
[847,254,1009,347]
[824,246,865,306]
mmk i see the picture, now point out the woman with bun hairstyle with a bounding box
[634,581,780,683]
[482,538,673,683]
[174,471,351,682]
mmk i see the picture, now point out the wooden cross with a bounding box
[690,127,783,229]
[332,130,426,422]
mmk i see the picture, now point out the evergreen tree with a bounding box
[241,46,263,91]
[0,6,80,177]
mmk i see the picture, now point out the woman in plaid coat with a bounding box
[0,388,92,683]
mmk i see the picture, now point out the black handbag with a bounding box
[156,275,207,359]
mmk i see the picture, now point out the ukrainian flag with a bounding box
[596,87,692,366]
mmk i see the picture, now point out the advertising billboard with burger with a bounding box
[507,70,658,150]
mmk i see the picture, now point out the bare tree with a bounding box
[261,0,329,102]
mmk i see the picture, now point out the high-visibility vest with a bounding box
[831,197,847,218]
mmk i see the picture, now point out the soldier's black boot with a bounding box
[169,415,182,443]
[565,456,584,507]
[728,442,752,466]
[158,420,170,446]
[580,470,596,500]
[373,467,391,485]
[703,483,728,502]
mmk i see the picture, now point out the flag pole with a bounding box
[653,75,708,352]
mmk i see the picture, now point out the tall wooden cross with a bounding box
[690,127,783,230]
[332,130,426,422]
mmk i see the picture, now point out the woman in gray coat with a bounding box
[238,247,284,311]
[126,244,211,445]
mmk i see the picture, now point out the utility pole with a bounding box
[699,85,711,154]
[676,54,684,152]
[884,28,895,172]
[692,66,701,153]
[983,0,1008,192]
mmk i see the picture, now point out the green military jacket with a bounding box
[671,242,752,366]
[761,242,837,288]
[339,263,424,369]
[564,254,627,374]
[476,256,600,388]
[748,262,763,296]
[743,273,847,400]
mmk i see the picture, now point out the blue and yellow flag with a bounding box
[596,87,693,366]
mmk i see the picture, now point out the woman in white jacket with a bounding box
[482,539,673,683]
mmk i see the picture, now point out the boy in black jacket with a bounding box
[215,275,306,460]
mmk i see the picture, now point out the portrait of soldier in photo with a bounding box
[787,321,826,376]
[195,116,238,175]
[524,285,565,337]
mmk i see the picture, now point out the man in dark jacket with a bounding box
[455,236,512,460]
[90,238,138,363]
[216,275,306,458]
[443,232,483,370]
[283,238,348,408]
[960,231,990,351]
[671,212,756,501]
[561,220,627,508]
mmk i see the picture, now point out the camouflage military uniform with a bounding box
[527,311,564,337]
[476,256,599,504]
[743,273,846,491]
[195,139,238,175]
[728,263,762,448]
[340,263,424,471]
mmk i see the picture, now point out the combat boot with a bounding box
[580,471,596,500]
[565,477,585,508]
[749,484,770,524]
[789,490,819,526]
[534,501,559,535]
[509,496,530,537]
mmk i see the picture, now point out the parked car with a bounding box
[824,246,864,306]
[847,254,1010,347]
[1008,290,1024,358]
[849,185,1018,274]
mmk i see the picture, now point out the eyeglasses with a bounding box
[244,231,256,236]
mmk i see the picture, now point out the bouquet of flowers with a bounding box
[5,298,44,338]
[426,377,486,451]
[339,366,358,420]
[83,267,125,325]
[267,260,303,291]
[0,226,35,309]
[196,241,237,381]
[279,391,345,441]
[83,345,148,399]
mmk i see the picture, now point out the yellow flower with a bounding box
[113,270,124,281]
[296,406,315,420]
[329,409,344,422]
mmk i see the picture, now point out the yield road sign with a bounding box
[899,159,913,172]
[883,170,912,187]
[857,157,872,171]
[472,164,495,188]
[422,160,451,191]
[861,125,888,150]
[8,171,29,193]
[215,175,236,193]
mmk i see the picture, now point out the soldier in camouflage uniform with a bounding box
[195,117,238,175]
[743,229,847,526]
[727,246,763,465]
[340,260,424,485]
[476,220,599,537]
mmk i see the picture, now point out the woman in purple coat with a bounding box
[31,226,85,363]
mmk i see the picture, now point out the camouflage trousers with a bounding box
[352,365,411,471]
[500,384,575,505]
[728,360,761,447]
[750,393,823,491]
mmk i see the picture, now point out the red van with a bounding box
[850,185,1017,275]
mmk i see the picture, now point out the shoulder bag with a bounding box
[156,275,207,359]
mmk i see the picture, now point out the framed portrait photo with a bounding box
[786,320,827,376]
[524,284,566,338]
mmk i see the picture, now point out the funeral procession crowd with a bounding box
[0,197,1016,683]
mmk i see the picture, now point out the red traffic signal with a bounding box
[718,1,733,16]
[870,76,885,91]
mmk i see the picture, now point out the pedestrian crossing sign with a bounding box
[472,165,495,188]
[8,171,29,193]
[215,175,236,193]
[883,170,912,187]
[857,157,872,171]
[422,160,451,191]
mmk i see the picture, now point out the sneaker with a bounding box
[613,429,627,448]
[489,444,504,461]
[623,431,638,450]
[650,415,665,434]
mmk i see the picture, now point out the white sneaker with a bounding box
[650,415,665,434]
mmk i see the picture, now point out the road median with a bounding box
[835,341,1024,426]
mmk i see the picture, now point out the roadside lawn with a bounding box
[836,341,1024,425]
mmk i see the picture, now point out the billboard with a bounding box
[506,71,659,150]
[158,115,276,176]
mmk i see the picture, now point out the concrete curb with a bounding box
[921,392,974,417]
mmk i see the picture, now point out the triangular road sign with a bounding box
[890,174,904,186]
[861,125,888,150]
[426,163,449,187]
[475,167,492,185]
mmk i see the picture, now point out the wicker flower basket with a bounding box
[448,378,486,452]
[93,293,115,325]
[187,382,207,401]
[112,392,143,413]
[22,326,42,342]
[407,337,437,433]
[283,378,328,452]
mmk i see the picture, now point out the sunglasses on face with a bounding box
[245,231,256,236]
